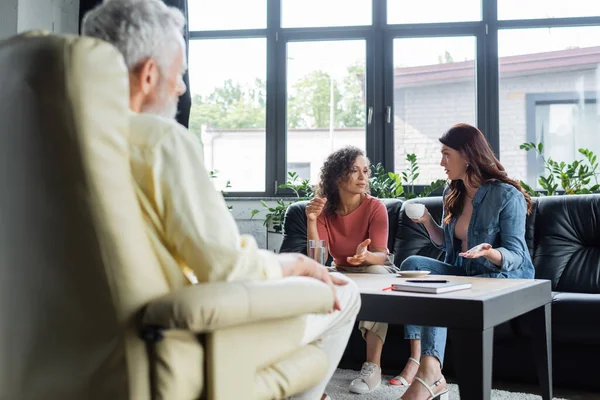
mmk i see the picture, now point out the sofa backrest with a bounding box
[531,194,600,293]
[280,199,403,260]
[280,194,600,293]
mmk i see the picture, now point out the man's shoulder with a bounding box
[129,112,196,149]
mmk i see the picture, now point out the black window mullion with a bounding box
[366,0,385,169]
[482,0,500,156]
[265,0,281,196]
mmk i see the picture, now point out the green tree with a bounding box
[189,78,266,133]
[190,65,366,133]
[338,63,366,128]
[287,70,341,129]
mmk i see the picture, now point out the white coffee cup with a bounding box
[405,203,425,219]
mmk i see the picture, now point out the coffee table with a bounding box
[346,274,553,400]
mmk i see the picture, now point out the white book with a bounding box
[392,280,472,294]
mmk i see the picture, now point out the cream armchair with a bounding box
[0,32,334,400]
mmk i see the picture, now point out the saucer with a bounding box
[397,270,431,278]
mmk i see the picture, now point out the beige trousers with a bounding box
[334,264,399,343]
[290,273,361,400]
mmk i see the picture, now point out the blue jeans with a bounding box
[400,255,511,367]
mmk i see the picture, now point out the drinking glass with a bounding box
[308,239,327,265]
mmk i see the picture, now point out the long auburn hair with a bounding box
[316,146,369,216]
[440,123,533,224]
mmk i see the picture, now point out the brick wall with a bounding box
[394,67,599,185]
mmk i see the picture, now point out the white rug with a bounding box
[326,369,568,400]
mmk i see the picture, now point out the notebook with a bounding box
[392,280,472,294]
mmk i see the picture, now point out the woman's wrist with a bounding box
[483,248,502,267]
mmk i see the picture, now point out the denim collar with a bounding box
[471,182,493,206]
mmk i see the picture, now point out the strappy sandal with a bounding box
[389,357,420,386]
[400,376,449,400]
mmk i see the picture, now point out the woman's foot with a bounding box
[400,356,447,400]
[349,362,381,394]
[389,357,420,386]
[400,375,448,400]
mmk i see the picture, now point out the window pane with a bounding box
[498,0,600,20]
[388,0,481,24]
[188,39,266,192]
[281,0,371,28]
[393,37,477,184]
[188,0,266,31]
[286,40,366,183]
[498,27,600,188]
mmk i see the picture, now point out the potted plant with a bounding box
[519,142,599,196]
[251,172,314,251]
[369,153,446,200]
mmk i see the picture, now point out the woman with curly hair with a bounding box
[305,145,395,394]
[396,123,535,400]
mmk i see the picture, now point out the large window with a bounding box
[393,36,477,184]
[188,0,266,30]
[526,97,600,186]
[188,39,267,192]
[387,0,481,24]
[281,0,371,28]
[286,40,367,183]
[498,26,600,185]
[186,1,600,196]
[498,0,600,20]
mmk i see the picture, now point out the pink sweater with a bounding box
[317,195,389,267]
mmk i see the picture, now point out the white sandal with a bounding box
[389,357,420,386]
[405,376,449,400]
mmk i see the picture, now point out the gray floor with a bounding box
[492,380,600,400]
[327,369,600,400]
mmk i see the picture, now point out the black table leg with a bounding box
[527,303,553,400]
[449,327,494,400]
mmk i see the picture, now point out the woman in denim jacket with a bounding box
[395,123,535,400]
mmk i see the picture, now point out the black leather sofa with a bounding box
[280,194,600,390]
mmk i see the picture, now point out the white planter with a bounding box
[266,231,283,253]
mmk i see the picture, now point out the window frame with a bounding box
[187,0,600,197]
[525,92,598,187]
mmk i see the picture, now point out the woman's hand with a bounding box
[410,207,431,224]
[459,243,492,259]
[306,197,327,221]
[346,238,371,266]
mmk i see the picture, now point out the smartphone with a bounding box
[406,279,449,283]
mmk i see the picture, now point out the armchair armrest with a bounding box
[142,277,334,333]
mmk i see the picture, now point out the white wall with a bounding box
[0,0,18,39]
[0,0,79,39]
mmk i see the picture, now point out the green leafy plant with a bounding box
[519,142,600,196]
[369,154,446,199]
[251,172,314,233]
[369,163,404,198]
[209,170,233,210]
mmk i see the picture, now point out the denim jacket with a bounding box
[437,182,535,279]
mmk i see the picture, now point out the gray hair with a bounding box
[81,0,186,72]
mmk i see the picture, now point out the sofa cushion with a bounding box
[551,292,600,345]
[280,200,310,255]
[531,194,600,293]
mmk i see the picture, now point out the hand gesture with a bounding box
[458,243,492,259]
[306,197,327,221]
[278,253,348,311]
[346,238,371,266]
[410,207,430,224]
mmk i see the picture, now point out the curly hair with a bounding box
[316,146,369,216]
